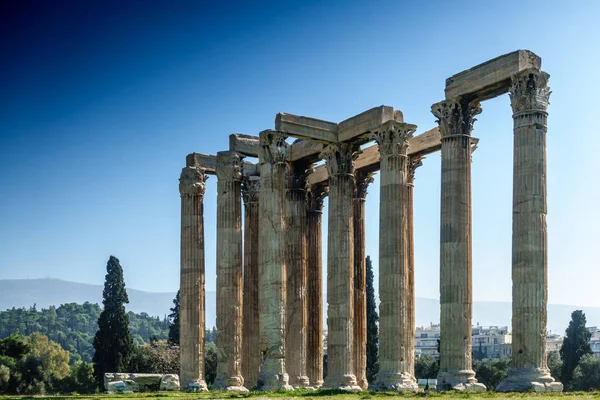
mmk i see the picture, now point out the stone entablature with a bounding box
[179,49,560,393]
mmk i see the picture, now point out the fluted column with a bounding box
[371,121,418,391]
[321,143,361,392]
[242,175,261,390]
[285,163,310,388]
[213,151,247,392]
[179,163,209,391]
[257,131,294,391]
[305,183,327,388]
[497,69,562,392]
[432,98,485,391]
[353,170,373,390]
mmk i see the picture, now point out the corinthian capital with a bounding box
[216,151,243,182]
[509,69,551,114]
[432,97,482,138]
[408,155,425,184]
[354,170,375,200]
[259,130,288,165]
[305,183,328,212]
[242,176,260,204]
[370,121,416,157]
[179,166,208,197]
[319,142,360,177]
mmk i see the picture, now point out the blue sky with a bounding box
[1,0,599,310]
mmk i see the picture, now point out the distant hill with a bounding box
[1,278,598,334]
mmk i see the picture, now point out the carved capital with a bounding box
[509,69,551,115]
[370,121,416,157]
[408,155,425,184]
[305,183,328,212]
[354,170,375,200]
[259,130,289,165]
[319,142,360,177]
[432,97,482,138]
[286,166,306,191]
[216,151,243,182]
[179,166,208,197]
[242,176,260,204]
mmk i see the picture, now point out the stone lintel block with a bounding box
[445,50,541,101]
[288,139,325,163]
[275,113,338,142]
[337,106,400,143]
[306,127,440,186]
[230,133,260,157]
[186,152,258,177]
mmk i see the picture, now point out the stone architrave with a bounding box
[213,151,248,392]
[432,98,486,391]
[320,143,362,392]
[285,162,310,388]
[370,121,419,391]
[179,165,209,391]
[257,131,294,391]
[497,70,562,392]
[353,170,373,391]
[305,183,327,388]
[242,175,261,390]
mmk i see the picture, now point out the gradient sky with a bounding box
[1,1,599,312]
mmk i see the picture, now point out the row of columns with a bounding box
[179,67,559,393]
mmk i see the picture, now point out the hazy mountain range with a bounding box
[1,278,599,334]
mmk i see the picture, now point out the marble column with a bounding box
[407,155,424,379]
[242,175,261,390]
[257,131,294,391]
[213,151,248,392]
[179,162,209,391]
[353,170,373,390]
[371,121,418,391]
[285,163,310,388]
[305,183,327,389]
[497,69,562,392]
[320,143,362,392]
[432,98,485,391]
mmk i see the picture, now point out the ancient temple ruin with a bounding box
[178,50,563,392]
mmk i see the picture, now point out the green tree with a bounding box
[92,256,133,387]
[473,358,510,390]
[0,334,30,359]
[168,290,180,345]
[571,353,600,391]
[129,340,179,374]
[365,255,379,383]
[204,341,217,387]
[26,333,70,380]
[560,310,592,387]
[547,351,562,381]
[414,354,438,381]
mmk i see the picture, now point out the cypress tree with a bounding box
[560,310,592,387]
[168,290,180,345]
[92,256,133,387]
[365,255,379,383]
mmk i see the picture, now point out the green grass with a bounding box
[2,390,600,400]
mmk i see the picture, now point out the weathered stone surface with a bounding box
[445,50,541,101]
[305,184,327,388]
[432,98,485,392]
[242,175,261,390]
[497,69,560,392]
[213,151,247,392]
[230,133,259,157]
[320,143,361,392]
[371,121,418,392]
[285,163,310,389]
[159,374,180,391]
[353,170,373,390]
[257,131,293,391]
[178,164,208,391]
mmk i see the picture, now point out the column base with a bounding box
[183,380,208,392]
[309,379,324,389]
[289,374,311,389]
[372,371,418,392]
[356,377,369,391]
[323,373,362,392]
[437,369,486,391]
[212,376,248,392]
[257,360,294,392]
[496,368,563,392]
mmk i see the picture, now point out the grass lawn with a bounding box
[1,390,600,400]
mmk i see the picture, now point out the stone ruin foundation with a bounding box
[178,50,563,393]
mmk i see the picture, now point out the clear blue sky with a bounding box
[1,0,599,309]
